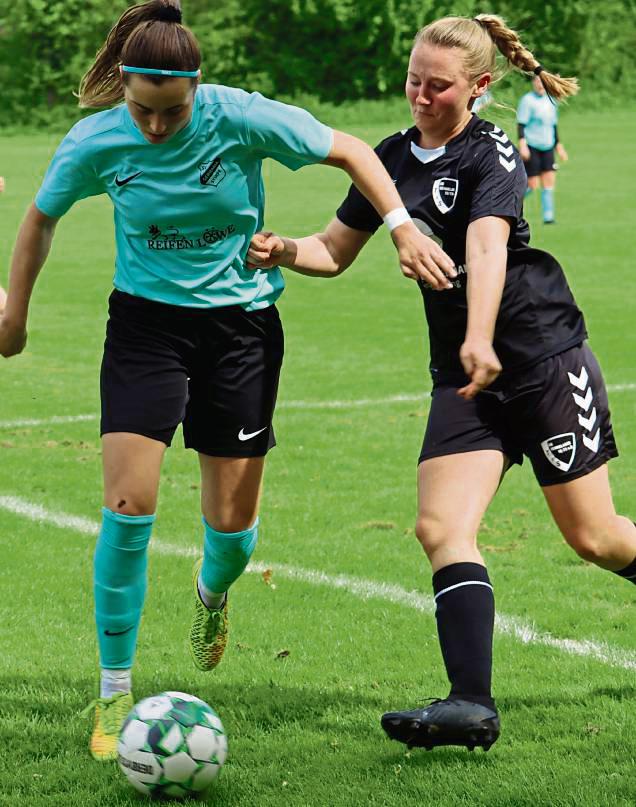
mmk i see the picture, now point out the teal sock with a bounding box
[94,508,155,669]
[200,518,258,596]
[524,186,533,198]
[541,188,555,222]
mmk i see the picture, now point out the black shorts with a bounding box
[419,343,618,486]
[524,146,556,178]
[100,290,284,457]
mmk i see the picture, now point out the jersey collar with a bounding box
[407,114,479,163]
[410,141,446,165]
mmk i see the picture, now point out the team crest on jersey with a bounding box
[199,157,226,187]
[541,432,576,472]
[432,178,458,214]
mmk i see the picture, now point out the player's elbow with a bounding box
[329,258,351,276]
[28,203,58,233]
[319,236,352,276]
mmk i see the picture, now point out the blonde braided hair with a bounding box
[415,15,579,101]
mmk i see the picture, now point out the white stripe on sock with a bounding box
[434,580,494,601]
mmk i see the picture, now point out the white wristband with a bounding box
[383,207,411,232]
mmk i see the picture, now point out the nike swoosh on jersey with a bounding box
[238,426,268,441]
[104,626,134,636]
[115,171,143,187]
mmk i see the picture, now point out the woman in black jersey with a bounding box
[248,15,636,752]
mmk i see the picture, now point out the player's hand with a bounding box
[0,311,27,358]
[391,222,456,289]
[457,337,502,399]
[556,143,568,162]
[519,144,531,162]
[246,231,285,270]
[0,177,5,194]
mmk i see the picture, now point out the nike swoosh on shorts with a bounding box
[238,426,268,441]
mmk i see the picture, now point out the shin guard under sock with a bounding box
[432,562,495,708]
[541,187,555,222]
[200,518,258,596]
[94,508,155,669]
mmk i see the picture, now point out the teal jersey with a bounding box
[516,91,558,152]
[35,85,333,309]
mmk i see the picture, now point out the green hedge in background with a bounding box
[0,0,634,128]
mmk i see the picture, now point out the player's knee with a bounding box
[107,494,156,517]
[565,525,613,564]
[415,515,447,558]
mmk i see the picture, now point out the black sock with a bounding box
[432,562,495,709]
[614,554,636,584]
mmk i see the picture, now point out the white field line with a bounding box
[1,494,636,673]
[0,414,99,429]
[1,382,635,429]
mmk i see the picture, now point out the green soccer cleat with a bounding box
[82,691,133,761]
[189,558,229,671]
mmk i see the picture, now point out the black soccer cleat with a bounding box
[381,698,500,751]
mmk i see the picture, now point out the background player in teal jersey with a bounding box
[0,0,455,762]
[471,89,493,115]
[517,74,570,223]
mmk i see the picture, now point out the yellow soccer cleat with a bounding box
[82,691,133,761]
[189,558,228,671]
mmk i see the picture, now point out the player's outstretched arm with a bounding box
[323,131,456,288]
[0,203,58,358]
[457,216,509,400]
[247,218,371,277]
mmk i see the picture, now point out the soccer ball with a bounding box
[117,691,227,799]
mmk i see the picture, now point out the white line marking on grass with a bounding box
[0,414,98,429]
[2,494,636,673]
[1,383,635,430]
[279,394,427,409]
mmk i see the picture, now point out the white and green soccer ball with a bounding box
[117,691,227,799]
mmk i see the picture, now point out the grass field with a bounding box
[1,106,636,806]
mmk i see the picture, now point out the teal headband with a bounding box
[122,65,200,78]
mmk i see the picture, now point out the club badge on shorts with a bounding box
[541,432,576,472]
[432,178,458,214]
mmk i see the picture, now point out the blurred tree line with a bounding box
[0,0,634,127]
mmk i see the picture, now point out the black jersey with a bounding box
[336,115,587,381]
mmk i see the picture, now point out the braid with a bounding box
[474,14,579,101]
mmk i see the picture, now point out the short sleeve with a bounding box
[517,94,531,125]
[336,182,383,234]
[35,128,104,218]
[243,93,333,171]
[468,138,526,224]
[335,136,394,233]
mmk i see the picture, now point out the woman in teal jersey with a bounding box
[0,0,456,762]
[517,74,570,223]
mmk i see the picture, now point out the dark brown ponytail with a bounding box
[78,0,200,109]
